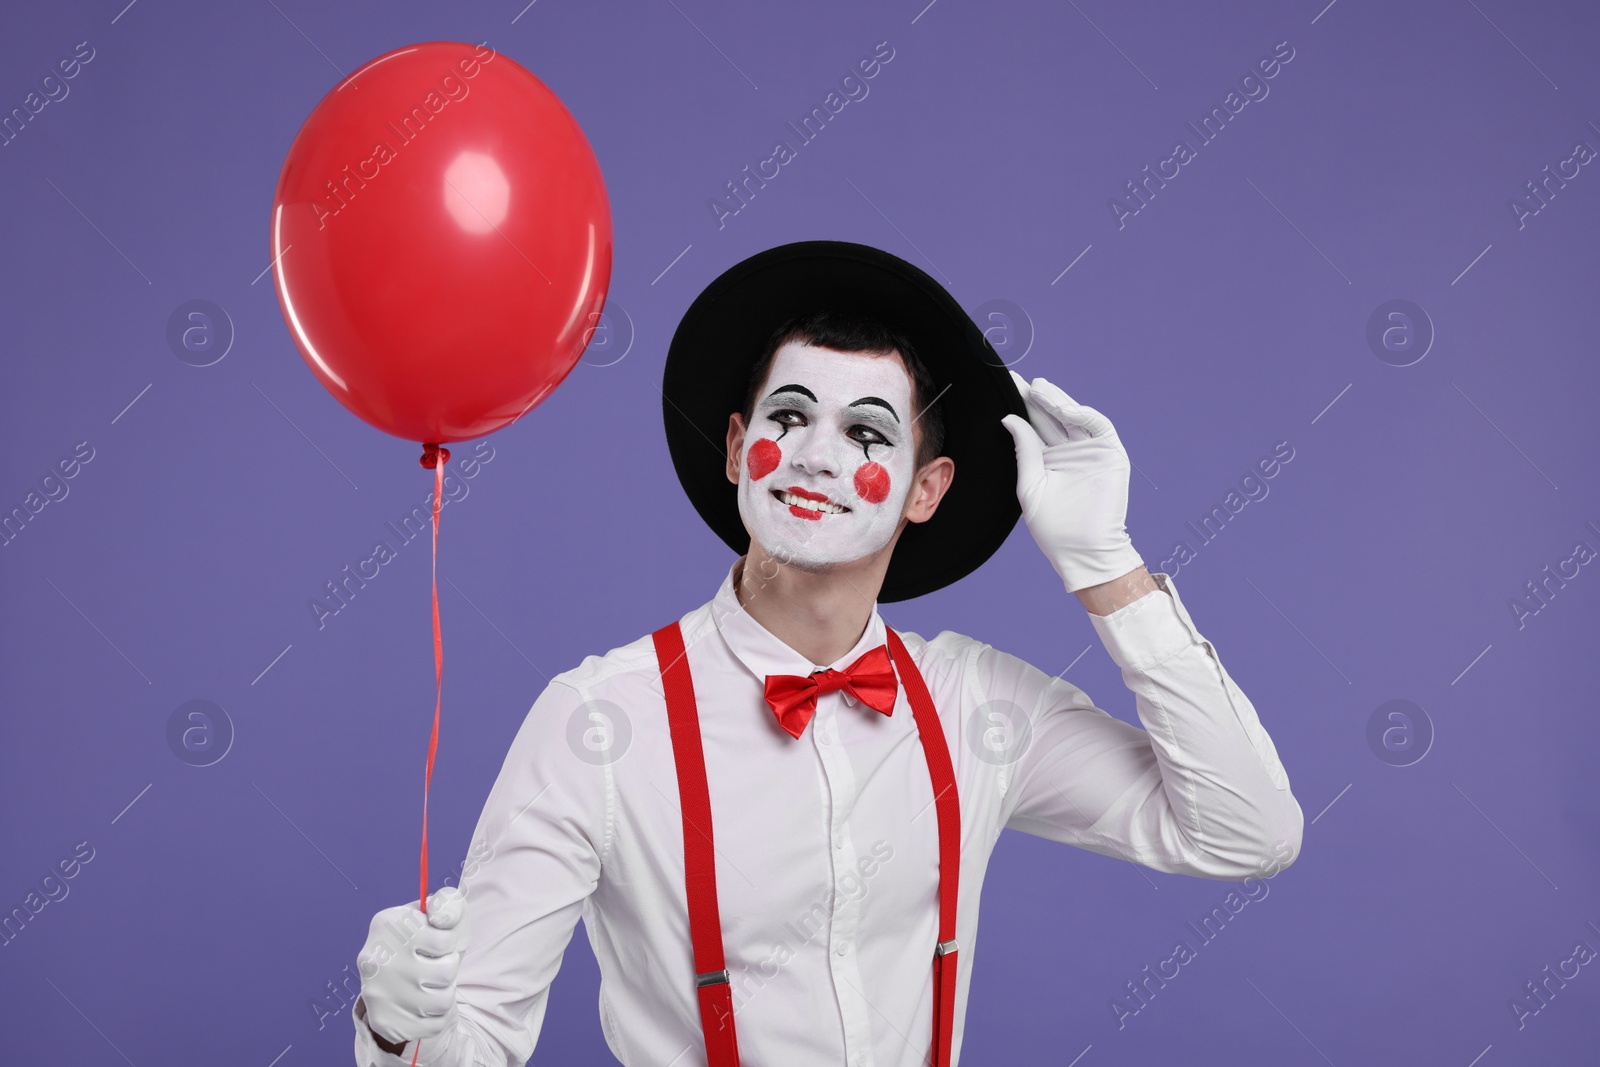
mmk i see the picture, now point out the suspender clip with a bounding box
[696,968,731,987]
[935,938,958,957]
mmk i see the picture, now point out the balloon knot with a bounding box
[420,443,451,469]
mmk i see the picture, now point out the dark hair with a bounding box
[740,310,946,469]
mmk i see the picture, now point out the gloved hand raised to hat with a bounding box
[1000,371,1145,593]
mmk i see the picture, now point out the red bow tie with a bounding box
[763,644,899,739]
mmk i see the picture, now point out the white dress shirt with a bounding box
[353,560,1302,1066]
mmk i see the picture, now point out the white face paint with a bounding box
[736,341,918,570]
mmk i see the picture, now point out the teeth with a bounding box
[779,491,845,514]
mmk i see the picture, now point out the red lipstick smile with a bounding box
[771,486,850,521]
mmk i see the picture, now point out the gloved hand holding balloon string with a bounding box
[358,886,471,1047]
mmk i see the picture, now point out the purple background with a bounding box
[3,1,1598,1064]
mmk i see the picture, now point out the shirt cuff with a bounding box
[1086,571,1200,672]
[353,995,447,1067]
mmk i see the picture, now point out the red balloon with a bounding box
[270,41,611,444]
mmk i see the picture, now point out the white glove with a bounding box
[1001,371,1144,592]
[357,886,470,1046]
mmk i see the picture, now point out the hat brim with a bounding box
[662,240,1026,602]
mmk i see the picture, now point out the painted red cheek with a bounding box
[746,438,781,481]
[854,462,891,504]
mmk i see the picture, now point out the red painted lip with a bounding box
[774,486,851,515]
[771,485,850,517]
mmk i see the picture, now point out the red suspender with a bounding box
[651,622,960,1067]
[885,626,961,1067]
[652,623,742,1067]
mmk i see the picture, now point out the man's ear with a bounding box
[725,413,747,485]
[903,456,955,524]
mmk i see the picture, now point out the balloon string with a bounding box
[413,444,448,1067]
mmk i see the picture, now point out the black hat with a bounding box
[662,240,1026,602]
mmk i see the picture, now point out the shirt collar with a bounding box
[710,557,889,685]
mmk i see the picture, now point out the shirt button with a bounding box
[817,729,831,746]
[836,943,848,956]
